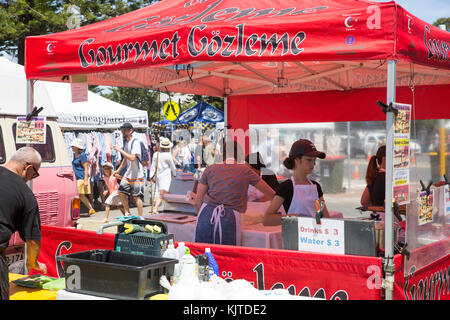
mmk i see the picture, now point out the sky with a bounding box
[373,0,450,25]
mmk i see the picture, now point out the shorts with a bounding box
[77,180,91,194]
[118,180,144,199]
[105,193,122,206]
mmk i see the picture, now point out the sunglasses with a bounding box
[26,162,40,179]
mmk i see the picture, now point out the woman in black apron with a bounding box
[263,139,330,226]
[194,140,275,245]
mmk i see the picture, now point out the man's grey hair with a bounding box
[10,147,42,165]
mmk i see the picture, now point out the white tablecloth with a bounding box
[146,201,343,249]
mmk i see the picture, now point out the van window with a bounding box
[12,124,55,162]
[0,126,5,164]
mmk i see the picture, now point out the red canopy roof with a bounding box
[25,0,450,97]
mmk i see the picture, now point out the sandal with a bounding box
[89,209,96,216]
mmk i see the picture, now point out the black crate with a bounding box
[114,232,174,257]
[114,219,173,257]
[57,249,177,300]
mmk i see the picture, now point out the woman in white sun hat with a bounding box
[149,137,177,214]
[70,138,95,215]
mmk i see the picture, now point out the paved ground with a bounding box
[78,206,149,233]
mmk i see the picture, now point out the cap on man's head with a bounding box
[289,139,326,159]
[120,122,134,130]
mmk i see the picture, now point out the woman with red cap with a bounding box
[263,139,330,226]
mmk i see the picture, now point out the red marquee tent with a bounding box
[24,0,450,123]
[24,0,450,300]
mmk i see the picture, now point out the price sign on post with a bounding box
[297,217,345,255]
[16,117,46,144]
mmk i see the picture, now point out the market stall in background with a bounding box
[20,0,450,300]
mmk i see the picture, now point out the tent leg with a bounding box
[383,60,396,300]
[224,95,228,139]
[24,79,35,276]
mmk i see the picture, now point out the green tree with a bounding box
[433,17,450,30]
[184,95,224,111]
[102,87,161,124]
[0,0,147,65]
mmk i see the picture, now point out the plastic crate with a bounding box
[114,232,174,257]
[114,219,174,257]
[57,249,177,300]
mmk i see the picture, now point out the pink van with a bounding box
[0,115,80,266]
[0,57,80,266]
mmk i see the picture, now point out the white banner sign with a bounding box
[297,217,345,255]
[393,102,411,205]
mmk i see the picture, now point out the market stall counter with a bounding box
[29,225,449,300]
[146,203,343,249]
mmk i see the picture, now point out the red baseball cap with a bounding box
[289,139,326,159]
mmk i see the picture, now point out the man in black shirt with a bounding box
[0,147,47,300]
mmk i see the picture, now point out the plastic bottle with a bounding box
[162,243,180,285]
[196,254,209,282]
[176,242,187,261]
[179,247,197,284]
[205,248,219,278]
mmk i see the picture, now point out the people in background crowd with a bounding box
[114,122,144,217]
[70,138,95,215]
[101,162,125,223]
[149,137,177,214]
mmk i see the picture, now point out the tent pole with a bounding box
[24,79,35,275]
[224,95,228,140]
[383,60,396,300]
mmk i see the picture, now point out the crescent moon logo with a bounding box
[408,18,412,33]
[47,43,54,53]
[345,17,354,28]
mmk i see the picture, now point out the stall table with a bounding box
[8,274,57,300]
[144,209,343,249]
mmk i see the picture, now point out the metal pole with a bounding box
[347,121,351,191]
[24,79,35,275]
[440,123,446,177]
[224,96,228,140]
[384,60,396,300]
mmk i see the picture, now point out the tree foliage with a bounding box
[102,87,162,124]
[432,17,450,30]
[0,0,147,65]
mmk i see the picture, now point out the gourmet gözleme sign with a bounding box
[77,0,329,68]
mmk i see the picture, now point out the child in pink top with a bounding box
[101,162,125,223]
